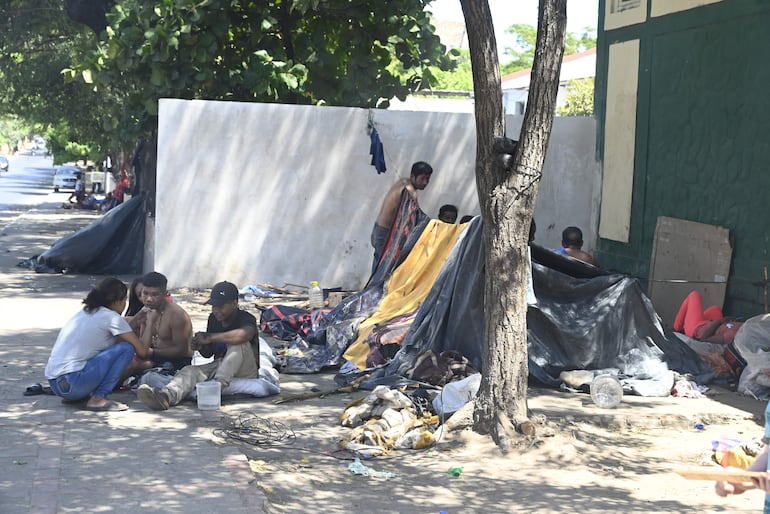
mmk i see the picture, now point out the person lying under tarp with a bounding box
[674,290,744,345]
[672,290,747,381]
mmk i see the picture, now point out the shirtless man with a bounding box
[136,281,260,411]
[124,271,193,378]
[555,226,597,266]
[371,161,433,271]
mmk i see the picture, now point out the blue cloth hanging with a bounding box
[369,128,387,174]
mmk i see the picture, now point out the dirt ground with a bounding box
[168,290,768,514]
[2,203,768,513]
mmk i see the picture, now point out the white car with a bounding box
[53,166,81,192]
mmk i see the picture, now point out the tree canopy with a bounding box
[431,22,594,92]
[556,77,594,116]
[65,0,456,142]
[0,1,456,161]
[0,1,112,162]
[502,23,595,75]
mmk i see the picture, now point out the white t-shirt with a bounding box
[45,307,133,379]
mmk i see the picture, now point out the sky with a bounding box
[428,0,600,60]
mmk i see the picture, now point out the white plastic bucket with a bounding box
[196,381,221,410]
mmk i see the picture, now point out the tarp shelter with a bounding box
[33,195,145,274]
[266,193,711,390]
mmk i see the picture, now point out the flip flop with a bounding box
[24,383,44,396]
[84,400,129,412]
[25,383,55,396]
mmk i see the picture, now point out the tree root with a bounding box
[491,412,536,454]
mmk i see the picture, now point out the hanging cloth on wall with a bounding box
[369,127,387,174]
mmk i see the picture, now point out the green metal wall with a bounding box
[595,0,770,316]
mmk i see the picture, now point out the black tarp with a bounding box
[273,192,711,386]
[361,217,710,389]
[35,194,145,274]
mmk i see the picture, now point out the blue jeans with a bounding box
[48,342,135,400]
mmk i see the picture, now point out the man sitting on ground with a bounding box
[136,281,261,410]
[555,226,596,266]
[124,271,193,379]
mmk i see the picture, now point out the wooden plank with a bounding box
[676,468,761,482]
[648,216,732,329]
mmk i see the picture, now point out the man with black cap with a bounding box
[136,281,260,410]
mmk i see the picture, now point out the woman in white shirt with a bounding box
[45,277,151,411]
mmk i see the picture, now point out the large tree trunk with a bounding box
[461,0,567,451]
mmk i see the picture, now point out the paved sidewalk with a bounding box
[1,197,767,513]
[0,203,268,514]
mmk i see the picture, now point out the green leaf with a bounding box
[144,97,158,116]
[150,67,165,87]
[280,73,298,89]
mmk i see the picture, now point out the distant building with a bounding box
[501,48,596,115]
[387,91,474,113]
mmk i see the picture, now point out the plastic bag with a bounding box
[432,373,481,416]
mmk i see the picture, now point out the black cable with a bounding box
[214,412,296,446]
[215,413,361,462]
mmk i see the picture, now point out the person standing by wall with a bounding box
[370,161,433,272]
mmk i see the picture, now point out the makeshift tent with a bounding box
[265,193,712,390]
[31,195,145,274]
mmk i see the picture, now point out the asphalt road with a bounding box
[0,153,103,296]
[0,154,61,208]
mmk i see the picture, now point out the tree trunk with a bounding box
[461,0,566,451]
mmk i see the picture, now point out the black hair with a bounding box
[125,277,144,317]
[562,226,583,248]
[459,215,474,224]
[83,277,127,313]
[142,271,168,291]
[438,204,458,216]
[410,161,433,176]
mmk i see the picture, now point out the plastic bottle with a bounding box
[309,281,323,332]
[590,374,623,408]
[308,281,324,309]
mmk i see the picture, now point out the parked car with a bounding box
[0,156,8,172]
[53,166,81,192]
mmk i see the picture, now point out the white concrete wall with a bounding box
[155,99,599,290]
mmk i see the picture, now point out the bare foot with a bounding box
[85,397,128,411]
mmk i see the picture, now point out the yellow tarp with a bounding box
[343,220,467,369]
